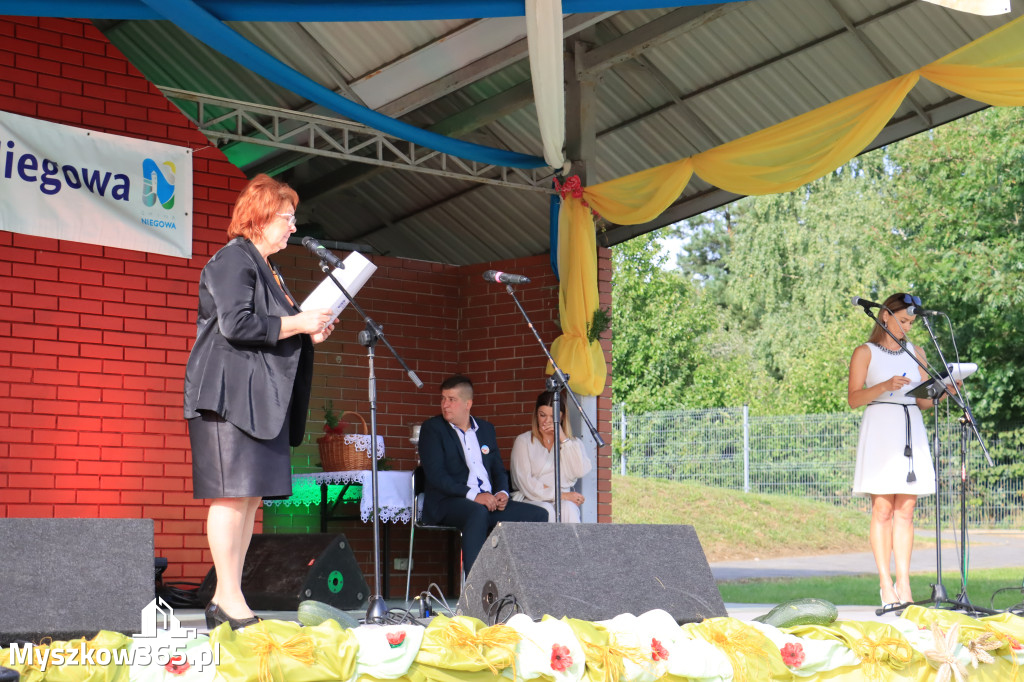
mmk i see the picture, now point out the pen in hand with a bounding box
[890,372,907,397]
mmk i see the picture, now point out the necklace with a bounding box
[871,342,903,356]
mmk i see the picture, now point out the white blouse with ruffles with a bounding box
[509,431,592,503]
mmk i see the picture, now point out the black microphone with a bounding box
[302,236,345,270]
[482,270,531,285]
[908,305,943,317]
[851,296,882,310]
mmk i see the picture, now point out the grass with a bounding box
[718,568,1024,609]
[610,475,1018,606]
[612,475,873,562]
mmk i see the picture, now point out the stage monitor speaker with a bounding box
[0,518,154,644]
[197,533,369,611]
[456,523,726,624]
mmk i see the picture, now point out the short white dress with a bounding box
[852,342,936,498]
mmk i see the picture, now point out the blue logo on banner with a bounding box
[142,158,175,209]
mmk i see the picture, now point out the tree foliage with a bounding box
[611,233,714,413]
[885,106,1024,426]
[612,106,1024,429]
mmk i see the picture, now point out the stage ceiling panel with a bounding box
[75,1,1023,264]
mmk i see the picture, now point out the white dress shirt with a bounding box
[449,417,492,499]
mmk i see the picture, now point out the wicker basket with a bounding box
[318,411,370,472]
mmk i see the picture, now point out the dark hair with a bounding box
[867,292,916,345]
[531,390,573,442]
[440,374,473,397]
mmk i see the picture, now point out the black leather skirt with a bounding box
[188,410,292,499]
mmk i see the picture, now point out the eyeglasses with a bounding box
[276,213,296,226]
[903,294,922,307]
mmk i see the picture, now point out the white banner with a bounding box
[0,110,193,259]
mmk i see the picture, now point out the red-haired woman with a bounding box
[184,174,335,629]
[848,292,940,610]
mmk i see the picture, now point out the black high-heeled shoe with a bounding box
[205,602,261,630]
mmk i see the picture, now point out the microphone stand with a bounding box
[917,315,992,466]
[912,314,995,615]
[856,305,994,616]
[315,260,423,622]
[500,283,604,522]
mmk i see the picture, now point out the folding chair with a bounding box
[405,466,464,601]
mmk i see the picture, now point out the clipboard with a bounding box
[906,362,977,399]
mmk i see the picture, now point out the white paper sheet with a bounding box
[300,251,376,318]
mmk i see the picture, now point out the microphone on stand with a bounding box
[908,305,944,317]
[482,270,531,285]
[302,236,346,270]
[851,296,882,311]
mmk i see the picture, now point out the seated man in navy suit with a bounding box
[419,374,547,574]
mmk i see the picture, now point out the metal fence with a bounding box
[613,405,1023,528]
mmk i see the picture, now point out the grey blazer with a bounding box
[184,237,313,446]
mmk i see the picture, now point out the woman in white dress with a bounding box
[510,390,592,522]
[848,292,945,609]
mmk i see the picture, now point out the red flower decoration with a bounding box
[164,654,191,675]
[651,638,669,661]
[1009,636,1022,651]
[780,642,805,668]
[554,175,584,200]
[553,175,601,220]
[551,643,573,672]
[386,630,406,647]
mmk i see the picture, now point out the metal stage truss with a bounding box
[160,87,556,194]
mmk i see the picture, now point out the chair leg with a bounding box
[446,532,456,597]
[405,522,416,603]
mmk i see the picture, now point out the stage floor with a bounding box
[168,528,1024,633]
[167,599,901,635]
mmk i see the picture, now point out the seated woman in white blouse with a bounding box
[510,390,592,522]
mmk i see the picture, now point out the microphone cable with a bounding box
[486,594,523,625]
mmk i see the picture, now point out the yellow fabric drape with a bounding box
[210,619,358,682]
[583,158,695,224]
[691,74,917,196]
[550,196,606,396]
[550,14,1024,395]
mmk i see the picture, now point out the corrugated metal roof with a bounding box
[93,0,1022,265]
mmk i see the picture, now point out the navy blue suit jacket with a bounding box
[418,414,510,524]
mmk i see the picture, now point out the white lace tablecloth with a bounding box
[264,470,413,524]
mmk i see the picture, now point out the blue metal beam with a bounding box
[0,1,742,22]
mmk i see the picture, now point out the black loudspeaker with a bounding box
[198,533,369,610]
[0,518,154,644]
[456,523,727,624]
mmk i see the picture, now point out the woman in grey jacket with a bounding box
[184,174,335,630]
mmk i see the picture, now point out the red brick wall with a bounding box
[596,246,613,518]
[0,16,613,596]
[0,15,246,583]
[263,250,614,596]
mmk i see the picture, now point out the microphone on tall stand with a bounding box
[482,270,530,285]
[908,305,944,317]
[302,236,346,270]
